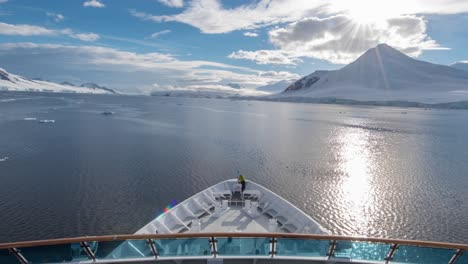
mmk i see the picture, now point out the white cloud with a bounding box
[268,15,442,64]
[243,32,258,37]
[129,0,325,34]
[152,84,268,97]
[157,0,184,8]
[148,30,171,38]
[0,42,296,94]
[231,14,444,65]
[228,49,302,65]
[130,0,468,34]
[70,32,100,41]
[0,0,8,3]
[47,12,65,22]
[83,0,105,8]
[258,71,300,80]
[0,22,56,36]
[0,22,99,42]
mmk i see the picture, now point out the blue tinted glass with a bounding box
[0,249,19,264]
[456,250,468,264]
[392,245,455,264]
[217,238,270,256]
[154,238,212,257]
[276,238,329,258]
[333,241,390,261]
[18,243,89,263]
[95,240,153,259]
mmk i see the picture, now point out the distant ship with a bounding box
[0,180,467,263]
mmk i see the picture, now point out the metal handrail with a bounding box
[1,233,467,250]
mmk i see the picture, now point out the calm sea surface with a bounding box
[0,92,467,243]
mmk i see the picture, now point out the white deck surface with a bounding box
[197,206,274,233]
[136,180,329,235]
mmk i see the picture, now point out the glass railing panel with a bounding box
[456,250,468,264]
[333,241,391,261]
[0,249,20,264]
[276,238,329,258]
[17,243,90,263]
[391,245,455,264]
[94,239,153,259]
[216,238,270,256]
[154,238,212,257]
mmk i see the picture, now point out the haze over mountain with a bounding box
[451,62,468,72]
[278,44,468,104]
[256,80,295,94]
[0,68,116,94]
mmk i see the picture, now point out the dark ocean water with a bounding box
[0,92,467,244]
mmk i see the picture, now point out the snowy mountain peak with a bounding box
[348,43,412,69]
[0,67,114,94]
[281,44,468,103]
[61,81,75,86]
[80,82,116,94]
[0,68,13,82]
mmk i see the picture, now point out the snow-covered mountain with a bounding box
[0,68,115,94]
[257,80,294,94]
[80,83,116,94]
[279,44,468,103]
[451,62,468,72]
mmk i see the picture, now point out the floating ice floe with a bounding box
[23,117,37,121]
[0,157,9,162]
[102,111,114,116]
[39,119,55,123]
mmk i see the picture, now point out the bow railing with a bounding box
[0,233,467,264]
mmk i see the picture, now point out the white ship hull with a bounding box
[136,180,329,235]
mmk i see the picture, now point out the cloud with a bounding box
[243,32,258,37]
[258,71,300,80]
[0,22,56,36]
[148,30,171,38]
[70,32,100,41]
[83,0,105,8]
[0,22,99,42]
[130,0,468,34]
[228,49,302,65]
[0,42,296,94]
[0,0,8,3]
[231,14,444,65]
[130,0,326,34]
[46,12,65,22]
[152,84,268,97]
[271,15,441,64]
[157,0,184,8]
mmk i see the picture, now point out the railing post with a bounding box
[327,240,337,259]
[9,248,28,264]
[449,249,463,264]
[385,243,399,264]
[80,242,96,261]
[147,239,158,259]
[269,237,277,258]
[210,237,218,258]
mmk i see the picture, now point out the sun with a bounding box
[329,0,408,24]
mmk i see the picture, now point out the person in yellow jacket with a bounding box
[238,174,246,192]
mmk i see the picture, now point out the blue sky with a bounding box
[0,0,467,94]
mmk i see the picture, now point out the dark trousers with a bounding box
[240,181,246,192]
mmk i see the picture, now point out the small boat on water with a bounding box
[0,180,467,264]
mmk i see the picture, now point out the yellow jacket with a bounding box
[238,175,245,182]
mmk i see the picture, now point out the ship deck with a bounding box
[197,204,272,233]
[137,180,329,235]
